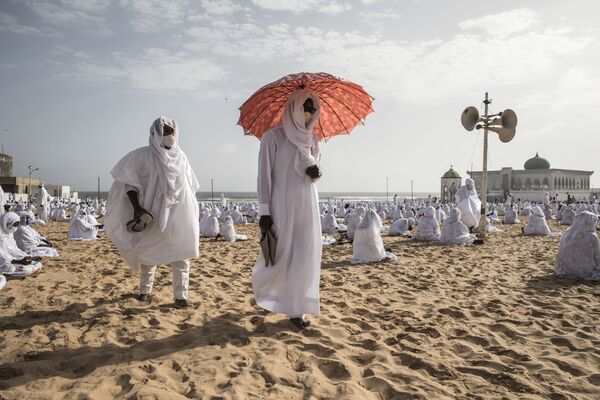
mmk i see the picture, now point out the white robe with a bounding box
[252,127,321,317]
[388,218,411,237]
[14,225,59,257]
[455,180,481,229]
[523,206,552,236]
[439,208,476,245]
[68,215,98,240]
[347,208,365,240]
[555,211,600,280]
[352,210,396,264]
[414,207,441,241]
[37,187,51,222]
[105,146,199,272]
[321,212,338,233]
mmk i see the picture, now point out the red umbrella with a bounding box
[238,72,374,141]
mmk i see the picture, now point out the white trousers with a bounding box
[139,259,190,300]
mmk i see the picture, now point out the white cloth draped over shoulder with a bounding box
[0,212,28,259]
[347,207,365,240]
[439,208,476,245]
[105,116,200,273]
[252,90,322,318]
[68,209,98,240]
[352,209,396,264]
[455,179,481,229]
[555,211,600,280]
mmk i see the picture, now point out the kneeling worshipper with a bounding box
[414,206,441,241]
[523,205,556,236]
[439,208,476,245]
[555,211,600,280]
[105,117,200,308]
[218,215,248,242]
[455,178,481,230]
[201,208,220,237]
[56,206,69,222]
[14,212,59,257]
[387,217,412,237]
[0,274,5,290]
[504,204,520,224]
[321,211,339,233]
[352,209,397,264]
[68,209,99,240]
[252,90,323,330]
[0,213,43,277]
[347,206,365,241]
[561,204,576,225]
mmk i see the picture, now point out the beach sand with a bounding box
[1,220,599,399]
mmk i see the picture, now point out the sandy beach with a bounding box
[1,220,599,399]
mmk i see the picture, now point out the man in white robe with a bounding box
[218,215,248,242]
[555,211,600,280]
[388,217,412,237]
[561,204,576,225]
[0,212,43,277]
[455,179,481,230]
[321,211,339,234]
[15,212,59,257]
[68,209,99,240]
[253,90,322,329]
[105,117,200,308]
[36,183,52,223]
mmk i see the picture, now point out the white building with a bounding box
[467,153,593,202]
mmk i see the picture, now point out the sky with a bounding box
[1,0,599,194]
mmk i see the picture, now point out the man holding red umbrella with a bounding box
[252,89,323,329]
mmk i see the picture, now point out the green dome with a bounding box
[524,152,550,169]
[442,166,461,178]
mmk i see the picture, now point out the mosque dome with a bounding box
[524,152,550,170]
[442,166,461,178]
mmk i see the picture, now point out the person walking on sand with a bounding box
[252,90,323,329]
[105,116,199,308]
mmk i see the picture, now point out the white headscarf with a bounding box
[282,90,321,178]
[149,116,186,229]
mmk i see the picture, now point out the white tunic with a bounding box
[252,127,321,317]
[105,146,199,272]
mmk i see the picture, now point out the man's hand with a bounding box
[133,206,150,223]
[259,215,273,237]
[305,165,322,180]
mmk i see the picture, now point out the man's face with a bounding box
[303,98,316,126]
[163,124,175,136]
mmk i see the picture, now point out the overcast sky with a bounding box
[1,0,599,193]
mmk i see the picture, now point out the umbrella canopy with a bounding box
[238,72,374,141]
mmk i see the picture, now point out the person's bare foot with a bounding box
[174,299,194,309]
[290,317,310,329]
[138,293,151,302]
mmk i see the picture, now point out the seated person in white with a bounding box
[543,204,554,220]
[231,206,246,225]
[388,217,412,237]
[201,208,220,237]
[504,204,520,224]
[436,207,447,225]
[0,213,43,277]
[68,209,99,240]
[351,209,397,264]
[14,212,59,257]
[555,211,600,280]
[218,215,248,242]
[346,207,365,241]
[321,211,339,234]
[56,206,70,222]
[561,204,576,225]
[439,208,476,245]
[414,206,441,241]
[455,179,481,230]
[523,206,553,236]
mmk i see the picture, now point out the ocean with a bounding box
[78,191,438,203]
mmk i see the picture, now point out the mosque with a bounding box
[441,153,594,203]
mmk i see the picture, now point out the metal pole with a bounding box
[411,180,414,201]
[211,178,214,205]
[479,92,490,239]
[97,176,100,201]
[28,167,32,205]
[386,176,389,203]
